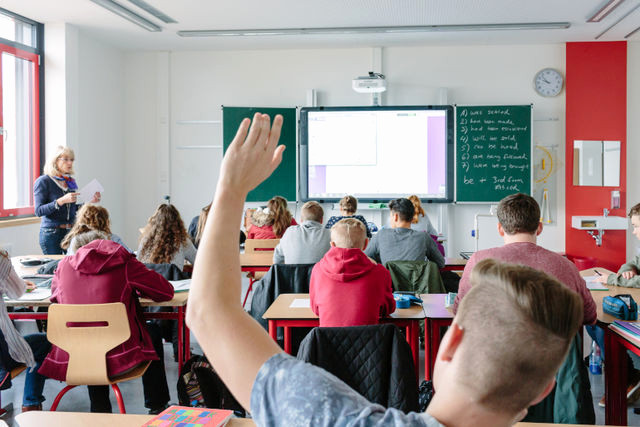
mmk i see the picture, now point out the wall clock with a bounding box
[534,68,564,97]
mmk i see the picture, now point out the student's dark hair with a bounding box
[496,193,540,235]
[629,203,640,218]
[389,198,415,222]
[339,195,358,215]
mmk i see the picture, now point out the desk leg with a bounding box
[284,327,292,354]
[184,308,191,362]
[409,322,419,379]
[425,318,432,381]
[429,320,440,383]
[268,320,277,342]
[605,327,627,425]
[177,306,184,371]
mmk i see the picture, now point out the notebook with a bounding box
[141,406,233,426]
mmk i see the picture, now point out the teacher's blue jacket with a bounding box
[33,175,79,227]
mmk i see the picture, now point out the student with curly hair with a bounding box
[60,204,130,255]
[246,196,297,239]
[137,204,196,269]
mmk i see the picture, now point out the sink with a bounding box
[571,216,628,230]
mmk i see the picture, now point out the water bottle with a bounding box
[589,340,602,375]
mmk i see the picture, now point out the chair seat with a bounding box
[10,365,26,379]
[108,361,151,385]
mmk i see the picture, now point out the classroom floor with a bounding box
[1,278,639,426]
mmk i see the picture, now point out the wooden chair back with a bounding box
[245,239,280,253]
[47,303,130,385]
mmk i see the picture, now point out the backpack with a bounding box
[177,355,245,417]
[418,380,435,412]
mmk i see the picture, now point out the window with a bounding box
[0,8,42,218]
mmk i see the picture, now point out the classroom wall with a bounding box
[565,42,627,271]
[121,44,567,256]
[0,25,126,255]
[73,30,127,248]
[629,42,640,260]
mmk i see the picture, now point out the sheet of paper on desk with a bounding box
[290,298,310,308]
[13,288,51,301]
[76,179,104,204]
[584,275,609,291]
[169,279,190,292]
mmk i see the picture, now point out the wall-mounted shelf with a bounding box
[571,215,627,230]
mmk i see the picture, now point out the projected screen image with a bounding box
[300,106,453,202]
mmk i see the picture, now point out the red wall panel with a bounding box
[565,41,627,271]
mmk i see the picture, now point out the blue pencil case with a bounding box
[603,294,638,321]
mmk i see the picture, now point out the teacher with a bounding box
[33,146,100,254]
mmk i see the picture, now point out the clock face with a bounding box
[534,68,564,97]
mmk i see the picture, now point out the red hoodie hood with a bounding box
[316,247,376,282]
[68,239,132,274]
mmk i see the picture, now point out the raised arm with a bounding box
[186,114,285,409]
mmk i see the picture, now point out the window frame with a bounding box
[0,8,44,219]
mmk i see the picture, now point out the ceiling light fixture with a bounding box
[595,2,640,39]
[587,0,626,22]
[89,0,161,32]
[126,0,177,24]
[177,22,571,38]
[625,25,640,38]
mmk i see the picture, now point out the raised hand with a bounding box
[218,113,285,196]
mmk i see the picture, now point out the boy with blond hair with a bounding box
[309,218,395,327]
[187,113,584,426]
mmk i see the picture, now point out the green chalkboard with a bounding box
[222,107,297,202]
[456,105,531,202]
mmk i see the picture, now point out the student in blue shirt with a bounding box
[186,113,583,427]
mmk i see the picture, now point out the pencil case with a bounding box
[603,294,638,321]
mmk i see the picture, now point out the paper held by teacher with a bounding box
[76,179,104,204]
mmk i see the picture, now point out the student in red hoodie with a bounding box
[310,218,395,327]
[39,233,174,414]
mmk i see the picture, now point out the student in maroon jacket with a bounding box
[39,235,174,414]
[310,218,395,327]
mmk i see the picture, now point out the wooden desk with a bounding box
[604,325,640,426]
[11,410,616,426]
[580,267,640,425]
[419,293,453,381]
[580,267,640,325]
[239,252,274,307]
[9,255,191,370]
[15,411,255,426]
[239,252,273,269]
[11,254,63,277]
[262,293,424,375]
[442,257,466,272]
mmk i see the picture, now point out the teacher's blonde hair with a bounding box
[44,146,75,177]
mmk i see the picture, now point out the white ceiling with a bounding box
[2,0,640,51]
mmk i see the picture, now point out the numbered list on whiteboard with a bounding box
[455,105,531,202]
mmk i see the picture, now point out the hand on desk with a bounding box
[595,274,611,283]
[622,270,637,280]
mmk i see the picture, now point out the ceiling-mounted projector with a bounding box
[352,72,387,93]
